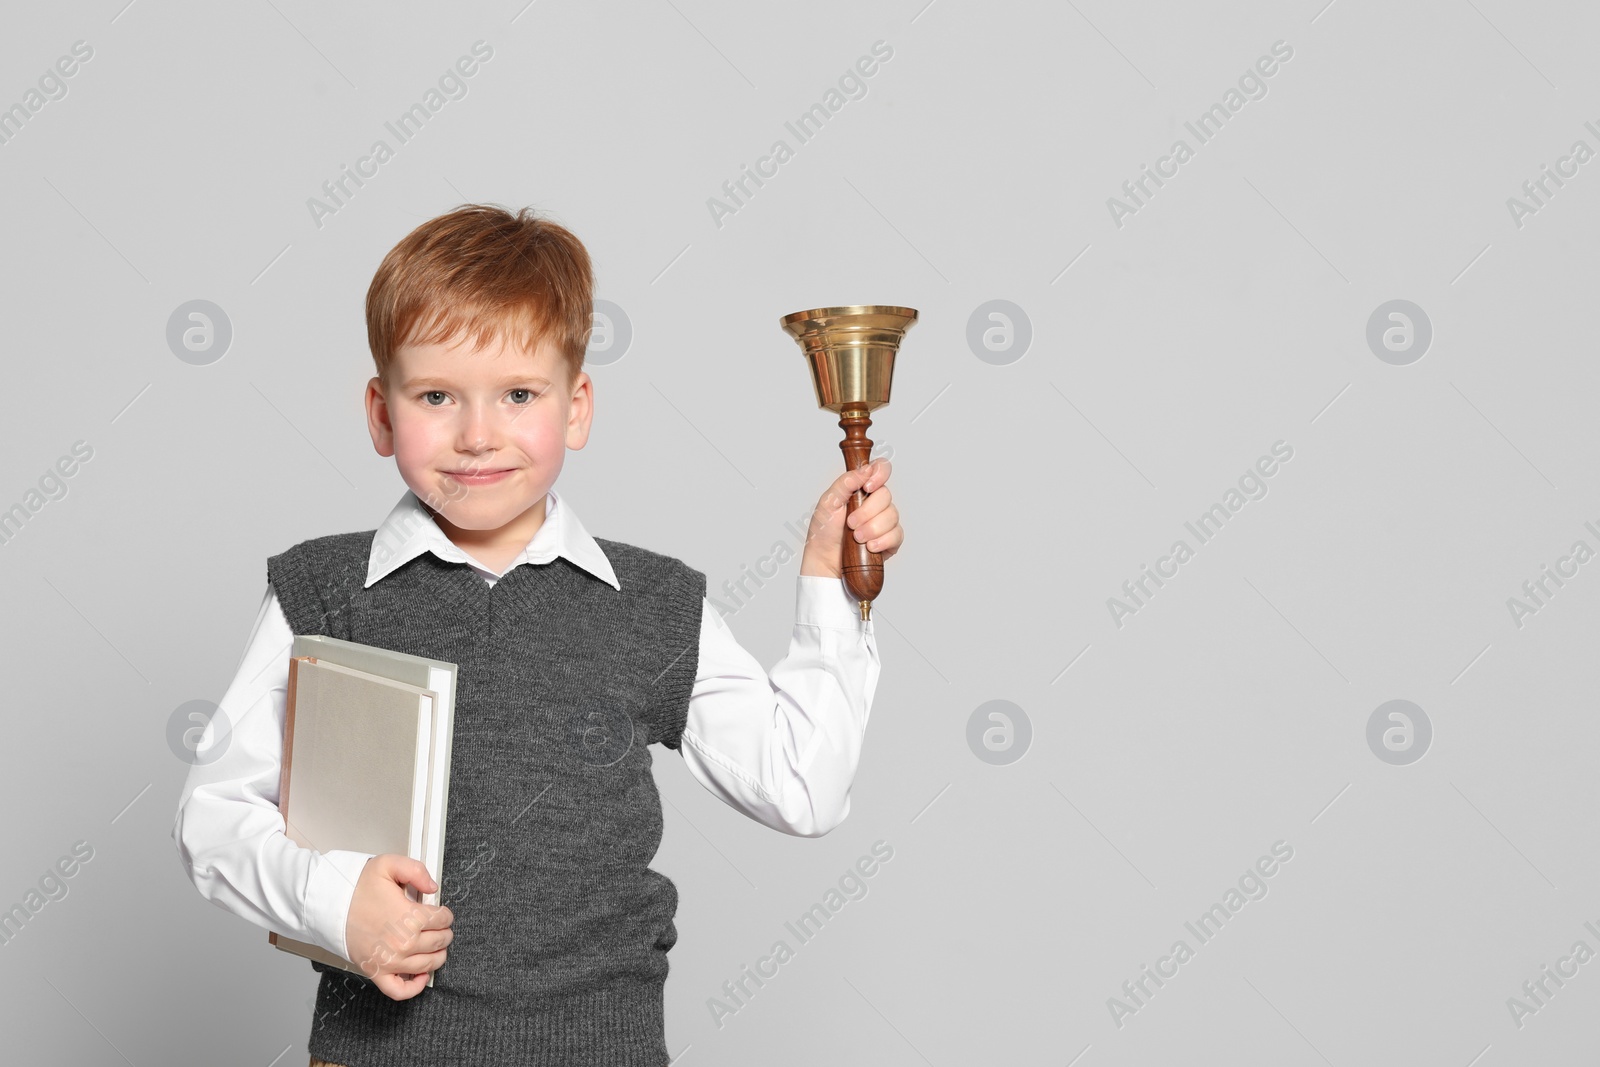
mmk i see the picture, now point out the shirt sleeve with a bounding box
[169,585,375,962]
[677,574,881,836]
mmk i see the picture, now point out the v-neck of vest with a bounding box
[472,555,580,610]
[384,552,613,628]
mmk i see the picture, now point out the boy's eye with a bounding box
[417,388,542,406]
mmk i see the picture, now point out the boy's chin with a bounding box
[431,498,545,532]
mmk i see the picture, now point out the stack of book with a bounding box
[268,634,457,988]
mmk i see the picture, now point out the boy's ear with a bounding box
[366,376,396,457]
[564,370,593,451]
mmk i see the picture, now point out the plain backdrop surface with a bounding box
[1,0,1598,1063]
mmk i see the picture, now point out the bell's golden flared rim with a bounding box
[779,305,919,332]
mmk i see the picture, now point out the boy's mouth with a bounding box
[443,467,516,485]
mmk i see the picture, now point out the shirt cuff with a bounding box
[304,849,372,962]
[795,574,874,631]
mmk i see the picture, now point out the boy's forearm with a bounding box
[171,585,367,962]
[173,782,369,960]
[678,573,878,837]
[770,575,880,832]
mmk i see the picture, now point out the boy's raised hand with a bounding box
[800,458,903,579]
[344,854,455,1001]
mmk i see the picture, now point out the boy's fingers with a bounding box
[394,948,448,974]
[825,460,887,508]
[852,503,898,540]
[416,926,454,952]
[864,458,890,489]
[375,971,427,1001]
[846,482,893,526]
[847,460,880,485]
[850,458,889,491]
[387,856,438,894]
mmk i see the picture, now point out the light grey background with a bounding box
[1,0,1595,1063]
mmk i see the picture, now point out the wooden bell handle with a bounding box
[837,407,881,621]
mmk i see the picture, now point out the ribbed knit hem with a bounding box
[308,980,668,1067]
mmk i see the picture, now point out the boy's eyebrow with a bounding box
[402,375,553,389]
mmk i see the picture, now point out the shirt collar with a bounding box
[365,486,621,591]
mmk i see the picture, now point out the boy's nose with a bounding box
[454,403,502,451]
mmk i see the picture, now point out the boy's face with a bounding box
[365,328,592,542]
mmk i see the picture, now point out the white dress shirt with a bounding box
[171,487,879,962]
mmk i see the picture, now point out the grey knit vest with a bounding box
[266,526,705,1067]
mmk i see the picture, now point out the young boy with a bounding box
[170,204,903,1067]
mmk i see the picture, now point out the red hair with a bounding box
[366,203,593,388]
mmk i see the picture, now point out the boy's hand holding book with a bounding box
[799,459,902,579]
[345,854,455,1001]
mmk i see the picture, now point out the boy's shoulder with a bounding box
[592,536,706,596]
[265,528,376,600]
[267,528,375,570]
